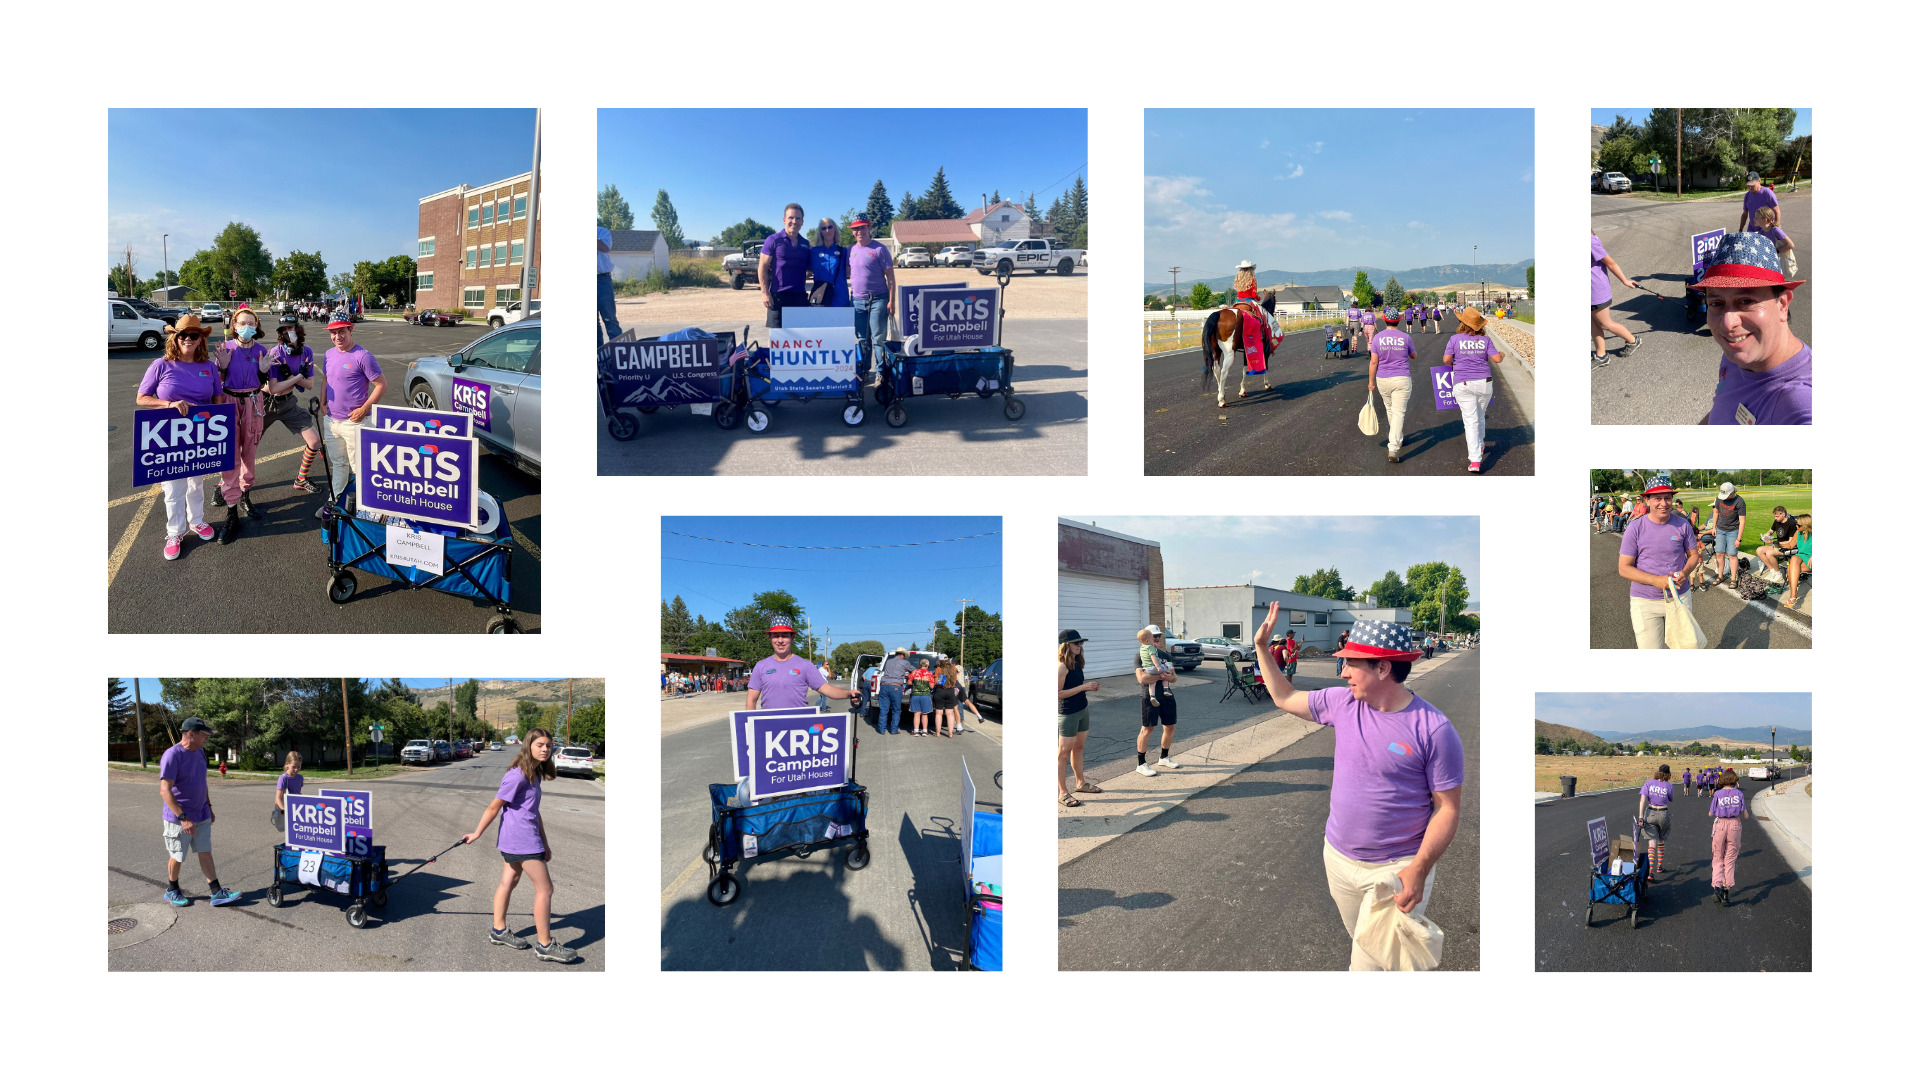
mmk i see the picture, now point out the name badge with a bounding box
[1734,402,1758,425]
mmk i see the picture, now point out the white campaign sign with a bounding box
[767,307,859,393]
[385,524,446,575]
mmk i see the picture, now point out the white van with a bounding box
[108,298,168,351]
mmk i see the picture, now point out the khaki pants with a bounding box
[1323,840,1436,971]
[322,414,364,501]
[1629,590,1691,649]
[1376,375,1412,454]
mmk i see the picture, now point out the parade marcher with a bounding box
[1755,505,1799,582]
[848,218,895,382]
[1590,231,1642,365]
[1682,767,1694,798]
[758,203,812,329]
[212,306,269,538]
[1737,172,1779,234]
[1709,481,1748,588]
[264,322,324,496]
[1696,233,1811,425]
[1368,306,1418,464]
[908,658,936,736]
[1276,629,1301,679]
[1750,206,1798,278]
[746,618,856,711]
[1637,764,1674,875]
[874,646,910,734]
[1785,513,1812,607]
[808,218,850,307]
[596,224,622,347]
[1346,300,1363,346]
[1253,606,1464,971]
[1057,630,1101,806]
[136,313,223,560]
[1444,306,1504,473]
[272,751,304,833]
[1134,625,1180,776]
[461,728,579,962]
[1617,477,1702,649]
[319,312,386,516]
[1707,768,1750,906]
[160,718,241,907]
[1361,299,1378,349]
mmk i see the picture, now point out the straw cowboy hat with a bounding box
[169,312,213,339]
[1456,306,1488,332]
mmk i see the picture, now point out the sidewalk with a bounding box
[1487,319,1536,428]
[1752,775,1813,889]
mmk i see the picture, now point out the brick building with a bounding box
[415,170,540,315]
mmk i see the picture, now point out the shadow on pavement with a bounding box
[1058,888,1176,919]
[660,855,904,971]
[899,812,965,971]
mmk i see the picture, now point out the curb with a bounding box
[1751,777,1813,890]
[1486,323,1537,429]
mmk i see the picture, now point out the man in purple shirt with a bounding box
[1737,172,1780,233]
[1693,233,1811,425]
[746,618,858,711]
[847,217,896,383]
[1253,605,1464,971]
[1617,477,1702,648]
[1368,307,1417,463]
[159,717,241,907]
[759,203,813,329]
[319,313,387,511]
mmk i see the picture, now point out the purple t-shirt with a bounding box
[761,230,812,294]
[1742,187,1779,228]
[749,653,826,709]
[1620,512,1697,600]
[268,344,316,383]
[1710,785,1747,818]
[1361,311,1376,325]
[220,340,267,392]
[849,241,894,300]
[1641,778,1673,807]
[1307,686,1465,862]
[495,766,545,855]
[323,345,383,420]
[1709,342,1812,425]
[1445,333,1499,380]
[1756,225,1790,247]
[159,743,210,824]
[1683,770,1693,785]
[1590,233,1612,306]
[140,357,222,405]
[1370,328,1415,378]
[276,772,304,796]
[1346,308,1361,322]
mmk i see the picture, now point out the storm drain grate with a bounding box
[109,918,139,935]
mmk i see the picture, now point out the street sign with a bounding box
[229,289,236,298]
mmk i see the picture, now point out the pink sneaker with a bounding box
[1467,461,1481,474]
[164,535,183,561]
[189,523,216,541]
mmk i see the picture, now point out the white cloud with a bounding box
[1520,170,1534,183]
[1284,164,1304,179]
[1247,569,1266,581]
[1318,210,1352,221]
[1407,220,1427,229]
[1311,141,1324,153]
[1259,138,1270,150]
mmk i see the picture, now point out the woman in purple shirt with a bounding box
[1637,764,1674,875]
[135,313,224,560]
[1443,307,1504,473]
[1707,770,1749,906]
[1590,231,1642,365]
[462,729,577,963]
[271,751,304,831]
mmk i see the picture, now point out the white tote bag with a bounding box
[1663,579,1706,649]
[1352,874,1444,971]
[1358,390,1380,436]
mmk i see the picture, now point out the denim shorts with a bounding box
[1715,528,1739,555]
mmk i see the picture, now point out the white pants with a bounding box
[160,476,206,538]
[1376,375,1412,454]
[1453,377,1494,463]
[1323,840,1437,971]
[322,414,365,500]
[1629,590,1692,650]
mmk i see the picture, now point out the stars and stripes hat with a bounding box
[1332,620,1423,661]
[766,617,798,635]
[1382,306,1402,323]
[1697,230,1806,290]
[1643,477,1675,495]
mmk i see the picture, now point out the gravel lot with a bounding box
[613,266,1087,329]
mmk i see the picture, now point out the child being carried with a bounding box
[1137,627,1174,707]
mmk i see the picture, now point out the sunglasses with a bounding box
[176,332,206,341]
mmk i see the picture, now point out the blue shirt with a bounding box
[809,244,850,307]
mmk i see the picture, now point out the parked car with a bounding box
[407,309,465,327]
[489,741,504,752]
[433,740,453,762]
[1163,637,1204,671]
[403,320,541,474]
[108,298,169,351]
[486,298,539,328]
[122,297,183,325]
[402,739,436,765]
[1190,636,1251,662]
[722,243,760,289]
[1594,171,1631,193]
[969,658,1003,713]
[453,741,471,759]
[554,745,597,778]
[199,303,226,323]
[897,247,933,268]
[934,246,973,267]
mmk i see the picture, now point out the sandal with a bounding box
[1074,782,1104,794]
[1060,793,1081,807]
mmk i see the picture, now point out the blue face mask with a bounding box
[238,324,258,340]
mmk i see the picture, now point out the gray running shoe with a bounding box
[533,939,578,964]
[490,926,531,950]
[1618,340,1641,358]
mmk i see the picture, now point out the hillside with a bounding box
[412,678,606,731]
[1145,259,1534,295]
[1588,725,1812,747]
[1535,719,1605,745]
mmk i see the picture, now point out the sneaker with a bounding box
[1387,453,1401,464]
[1593,353,1610,367]
[533,939,578,964]
[189,523,216,541]
[1157,757,1182,769]
[1618,339,1641,358]
[293,477,318,494]
[1147,695,1160,707]
[164,886,189,907]
[491,926,531,950]
[208,886,241,906]
[1134,762,1159,777]
[1467,461,1481,474]
[164,535,184,561]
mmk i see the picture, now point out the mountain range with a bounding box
[1586,725,1812,746]
[1146,260,1534,296]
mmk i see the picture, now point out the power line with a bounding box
[664,530,999,550]
[663,557,1001,574]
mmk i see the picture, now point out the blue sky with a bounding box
[1537,693,1811,736]
[1079,517,1479,607]
[1589,108,1811,140]
[662,517,1002,653]
[1144,109,1534,282]
[108,109,536,277]
[598,110,1087,242]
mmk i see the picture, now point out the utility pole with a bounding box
[162,235,169,300]
[1168,267,1181,312]
[340,677,353,777]
[566,678,574,748]
[1676,109,1683,197]
[447,677,454,750]
[134,679,148,769]
[954,598,976,668]
[520,108,541,306]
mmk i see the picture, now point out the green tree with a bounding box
[273,250,329,300]
[1601,113,1640,144]
[1404,561,1470,632]
[718,217,775,250]
[1597,135,1638,174]
[1190,282,1218,309]
[516,699,543,737]
[661,595,697,654]
[567,700,606,747]
[723,590,808,665]
[952,605,1003,668]
[1352,271,1374,307]
[651,188,686,250]
[863,180,895,234]
[1445,291,1458,303]
[108,678,132,739]
[1292,567,1356,601]
[832,640,886,673]
[1366,569,1411,608]
[1382,277,1406,308]
[896,190,919,222]
[208,222,274,301]
[1526,265,1535,299]
[919,166,963,220]
[1023,191,1040,224]
[1145,294,1166,311]
[1055,175,1089,249]
[598,183,635,230]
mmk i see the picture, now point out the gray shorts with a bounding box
[1642,806,1671,840]
[164,818,213,860]
[262,404,316,436]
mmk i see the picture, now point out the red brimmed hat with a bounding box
[1331,620,1423,661]
[766,617,798,635]
[849,217,871,228]
[327,311,354,329]
[1696,231,1806,290]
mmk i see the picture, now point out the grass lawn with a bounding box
[1506,311,1534,324]
[1674,486,1812,552]
[1537,754,1747,793]
[1621,179,1810,202]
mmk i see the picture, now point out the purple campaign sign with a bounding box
[1691,229,1726,277]
[746,711,852,802]
[450,377,492,431]
[730,707,824,784]
[132,404,237,486]
[898,284,1001,349]
[599,336,726,406]
[345,832,376,859]
[369,404,471,438]
[356,427,479,530]
[1587,817,1609,870]
[1430,368,1459,411]
[284,794,347,854]
[318,788,372,837]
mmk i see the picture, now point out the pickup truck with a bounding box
[723,243,760,290]
[486,298,539,328]
[401,739,436,765]
[972,238,1085,277]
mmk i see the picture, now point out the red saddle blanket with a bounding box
[1234,304,1268,373]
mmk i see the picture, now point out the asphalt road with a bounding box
[1059,648,1480,970]
[107,752,605,971]
[1590,190,1814,425]
[107,320,541,633]
[1589,528,1810,649]
[1076,658,1347,781]
[1534,767,1811,971]
[598,318,1086,476]
[660,684,1004,969]
[1145,312,1535,475]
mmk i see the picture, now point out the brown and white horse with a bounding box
[1201,291,1279,406]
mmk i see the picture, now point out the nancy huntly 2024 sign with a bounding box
[599,336,726,406]
[356,427,479,530]
[767,308,858,393]
[369,404,472,438]
[132,404,236,486]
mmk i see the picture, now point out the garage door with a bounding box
[1059,570,1147,678]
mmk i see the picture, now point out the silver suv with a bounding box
[1190,636,1252,662]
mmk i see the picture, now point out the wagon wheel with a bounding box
[370,890,388,908]
[1584,904,1591,927]
[885,404,908,428]
[845,844,871,871]
[874,384,894,407]
[745,405,771,433]
[1629,905,1639,929]
[485,614,523,635]
[707,873,740,907]
[1002,396,1026,421]
[714,402,741,430]
[327,571,358,605]
[267,885,283,908]
[346,903,369,929]
[702,842,717,866]
[842,403,865,427]
[637,405,659,415]
[606,411,640,441]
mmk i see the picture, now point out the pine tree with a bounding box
[661,595,697,654]
[1023,191,1040,222]
[597,184,635,230]
[1383,277,1406,308]
[990,188,1001,205]
[863,180,894,233]
[1066,175,1089,247]
[897,190,919,222]
[921,167,962,220]
[650,189,686,250]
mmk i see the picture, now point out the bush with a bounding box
[616,257,726,296]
